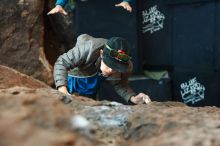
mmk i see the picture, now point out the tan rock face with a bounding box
[0,66,220,146]
[0,87,100,146]
[0,65,48,89]
[0,0,53,85]
[0,66,103,146]
[1,0,219,145]
[125,103,220,146]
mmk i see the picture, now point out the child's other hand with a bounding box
[130,93,151,105]
[47,5,68,15]
[115,1,132,12]
[58,86,71,96]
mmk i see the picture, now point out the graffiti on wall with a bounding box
[180,77,205,104]
[142,5,165,34]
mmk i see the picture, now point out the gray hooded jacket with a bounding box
[53,34,136,102]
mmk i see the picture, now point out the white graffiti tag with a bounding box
[142,5,165,34]
[180,77,205,104]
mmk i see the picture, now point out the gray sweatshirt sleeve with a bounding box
[110,79,136,102]
[53,45,86,88]
[110,61,136,102]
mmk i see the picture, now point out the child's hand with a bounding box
[115,1,132,12]
[130,93,151,104]
[58,86,71,96]
[47,5,68,15]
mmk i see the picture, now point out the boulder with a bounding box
[0,0,53,85]
[0,66,219,146]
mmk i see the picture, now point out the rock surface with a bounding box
[0,65,220,146]
[1,1,219,145]
[0,65,48,89]
[0,87,101,146]
[0,0,53,85]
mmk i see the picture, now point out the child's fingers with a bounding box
[115,2,132,12]
[47,8,68,15]
[127,6,132,12]
[47,8,58,15]
[47,10,54,15]
[124,4,132,12]
[115,3,121,7]
[62,10,68,15]
[127,8,132,12]
[143,97,151,104]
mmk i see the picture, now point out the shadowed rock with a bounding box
[45,0,76,67]
[0,0,53,85]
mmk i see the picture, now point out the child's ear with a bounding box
[100,49,103,58]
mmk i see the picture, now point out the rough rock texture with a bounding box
[125,103,220,146]
[0,87,101,146]
[1,1,219,145]
[0,65,48,89]
[72,102,220,146]
[0,65,102,146]
[0,0,53,85]
[0,65,220,146]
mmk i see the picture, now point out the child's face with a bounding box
[100,60,116,76]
